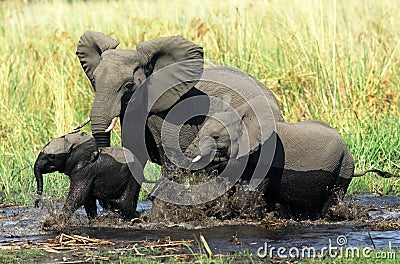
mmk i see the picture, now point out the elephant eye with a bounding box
[124,82,134,91]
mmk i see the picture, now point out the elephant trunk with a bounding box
[34,152,45,195]
[186,136,216,163]
[185,146,201,162]
[90,102,116,147]
[92,131,111,147]
[89,69,126,147]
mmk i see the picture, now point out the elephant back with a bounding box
[197,66,284,122]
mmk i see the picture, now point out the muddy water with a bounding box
[0,194,399,254]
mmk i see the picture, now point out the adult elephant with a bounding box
[75,30,283,170]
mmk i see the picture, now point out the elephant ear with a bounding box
[236,96,275,159]
[76,30,120,90]
[64,131,93,150]
[208,93,232,115]
[64,132,99,174]
[136,36,204,112]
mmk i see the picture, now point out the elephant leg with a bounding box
[266,168,336,220]
[320,150,354,217]
[114,180,140,219]
[107,199,138,219]
[258,178,277,212]
[62,177,93,220]
[117,202,138,219]
[99,199,111,211]
[320,176,352,217]
[84,197,98,220]
[261,167,284,212]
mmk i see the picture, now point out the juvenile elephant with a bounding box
[34,131,147,220]
[184,95,357,219]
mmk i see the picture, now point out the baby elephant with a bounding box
[34,131,147,220]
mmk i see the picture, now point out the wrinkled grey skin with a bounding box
[185,97,354,219]
[76,31,204,149]
[34,131,144,220]
[75,31,283,169]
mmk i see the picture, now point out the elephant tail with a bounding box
[353,169,400,178]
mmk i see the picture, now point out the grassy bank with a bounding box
[0,0,399,205]
[0,247,398,263]
[0,233,398,263]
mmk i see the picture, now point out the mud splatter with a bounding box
[146,161,377,228]
[325,193,370,221]
[146,161,269,228]
[40,197,89,233]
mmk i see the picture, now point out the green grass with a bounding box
[0,0,399,205]
[0,247,398,263]
[0,249,45,263]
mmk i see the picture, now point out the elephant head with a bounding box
[76,31,204,147]
[185,95,276,169]
[34,131,98,197]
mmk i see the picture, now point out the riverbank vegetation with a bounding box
[0,0,399,205]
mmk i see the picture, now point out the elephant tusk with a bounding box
[105,117,119,132]
[191,155,203,163]
[73,116,91,130]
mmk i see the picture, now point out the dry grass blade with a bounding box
[150,253,208,260]
[0,245,22,250]
[84,255,110,262]
[141,240,194,248]
[132,243,145,256]
[50,261,87,264]
[200,234,213,257]
[58,233,114,246]
[43,246,76,253]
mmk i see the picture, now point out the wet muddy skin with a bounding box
[1,194,399,254]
